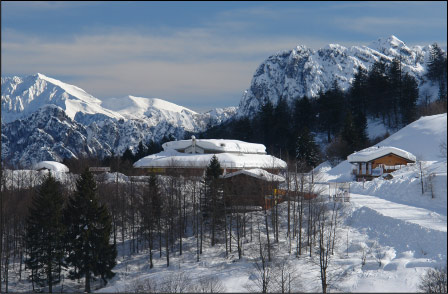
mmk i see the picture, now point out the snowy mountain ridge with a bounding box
[238,35,436,117]
[1,74,237,167]
[1,73,124,123]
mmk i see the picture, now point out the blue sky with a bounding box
[2,1,447,111]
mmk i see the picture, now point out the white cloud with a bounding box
[2,28,307,107]
[333,16,446,36]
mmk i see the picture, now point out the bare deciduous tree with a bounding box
[418,264,447,294]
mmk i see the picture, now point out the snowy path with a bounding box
[350,193,447,232]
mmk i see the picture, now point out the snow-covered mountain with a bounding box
[1,73,124,123]
[238,35,436,117]
[1,74,236,167]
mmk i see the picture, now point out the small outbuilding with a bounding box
[221,168,286,210]
[347,146,416,181]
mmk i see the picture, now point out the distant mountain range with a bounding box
[237,35,438,117]
[1,36,442,167]
[1,73,236,167]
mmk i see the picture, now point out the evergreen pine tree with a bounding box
[317,81,345,142]
[295,127,321,169]
[367,59,389,120]
[293,96,314,131]
[25,173,65,293]
[349,66,368,115]
[259,100,275,150]
[122,147,135,163]
[273,97,291,155]
[232,117,253,141]
[427,43,447,83]
[341,112,358,148]
[388,58,402,128]
[438,80,447,102]
[64,169,116,293]
[353,112,369,149]
[203,155,224,246]
[146,140,163,156]
[400,73,419,126]
[135,141,147,161]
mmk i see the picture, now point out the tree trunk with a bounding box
[149,228,153,269]
[85,270,91,293]
[165,229,169,267]
[264,209,271,262]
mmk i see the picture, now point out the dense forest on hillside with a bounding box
[199,45,447,167]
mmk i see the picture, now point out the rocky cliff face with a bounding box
[237,35,433,117]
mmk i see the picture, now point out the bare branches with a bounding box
[418,264,447,294]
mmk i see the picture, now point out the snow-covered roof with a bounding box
[32,161,69,173]
[347,146,416,163]
[221,168,285,182]
[162,139,266,154]
[133,149,287,170]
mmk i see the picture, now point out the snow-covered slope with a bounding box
[377,113,447,161]
[102,95,196,119]
[1,74,237,167]
[238,35,436,117]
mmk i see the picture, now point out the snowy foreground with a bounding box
[96,162,446,293]
[8,167,445,292]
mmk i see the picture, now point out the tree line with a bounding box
[4,170,117,293]
[1,155,350,293]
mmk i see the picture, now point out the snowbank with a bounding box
[32,161,69,173]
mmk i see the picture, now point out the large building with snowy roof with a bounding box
[133,136,287,176]
[347,146,416,181]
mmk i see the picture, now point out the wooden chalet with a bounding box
[347,146,416,181]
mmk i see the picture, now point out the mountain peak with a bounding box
[35,72,47,79]
[368,35,407,52]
